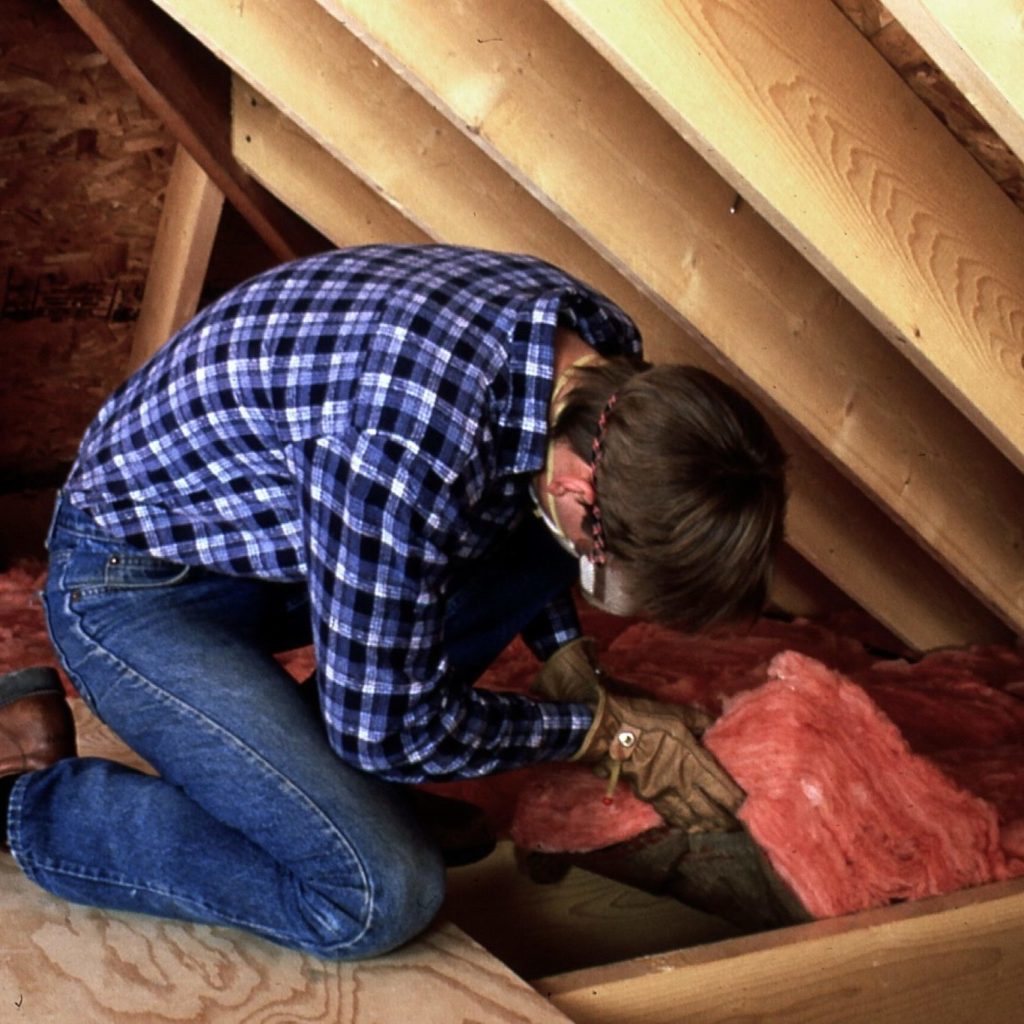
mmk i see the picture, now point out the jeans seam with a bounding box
[12,839,315,943]
[46,577,376,953]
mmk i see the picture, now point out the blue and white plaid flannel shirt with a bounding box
[65,245,642,781]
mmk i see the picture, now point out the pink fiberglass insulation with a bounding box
[857,675,1024,753]
[906,645,1024,696]
[930,746,1024,869]
[703,651,1013,918]
[500,618,886,855]
[0,561,54,674]
[507,763,662,854]
[429,619,1024,875]
[597,618,876,715]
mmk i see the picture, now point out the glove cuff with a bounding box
[532,636,601,702]
[569,682,608,762]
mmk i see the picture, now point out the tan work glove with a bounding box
[533,638,744,833]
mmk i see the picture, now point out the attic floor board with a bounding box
[444,842,740,981]
[0,701,574,1024]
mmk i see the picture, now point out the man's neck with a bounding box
[552,327,600,381]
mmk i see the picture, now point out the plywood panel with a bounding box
[1,703,573,1024]
[0,0,166,484]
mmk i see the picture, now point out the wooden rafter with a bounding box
[544,0,1024,474]
[58,0,327,262]
[231,84,429,249]
[69,0,1024,646]
[22,1,1024,1017]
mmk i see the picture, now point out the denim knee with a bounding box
[305,840,447,960]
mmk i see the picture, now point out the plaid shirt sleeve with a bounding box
[297,431,591,781]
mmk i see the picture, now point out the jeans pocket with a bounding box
[61,549,192,598]
[47,548,194,715]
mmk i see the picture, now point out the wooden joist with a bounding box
[128,144,224,373]
[313,0,1024,637]
[230,67,1010,650]
[545,0,1024,473]
[536,875,1024,1024]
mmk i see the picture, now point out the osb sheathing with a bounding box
[833,0,1024,209]
[0,0,172,481]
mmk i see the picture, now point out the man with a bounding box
[0,244,786,957]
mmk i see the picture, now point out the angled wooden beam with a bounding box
[770,546,881,631]
[536,877,1024,1024]
[314,0,1024,635]
[229,70,1011,649]
[543,0,1024,473]
[152,0,642,287]
[58,0,327,261]
[128,144,224,373]
[885,0,1024,162]
[230,80,429,248]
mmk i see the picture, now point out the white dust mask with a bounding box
[531,480,639,617]
[579,553,638,617]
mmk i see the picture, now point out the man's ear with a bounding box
[548,466,595,507]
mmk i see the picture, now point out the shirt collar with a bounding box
[492,294,563,478]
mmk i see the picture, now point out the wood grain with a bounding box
[231,79,429,249]
[128,144,224,373]
[547,0,1024,474]
[538,876,1024,1024]
[444,841,739,980]
[315,0,1024,636]
[885,0,1024,163]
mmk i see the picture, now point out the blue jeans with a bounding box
[13,495,576,957]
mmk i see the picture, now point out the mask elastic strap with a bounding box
[550,351,605,423]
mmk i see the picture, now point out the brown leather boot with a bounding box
[1,666,77,790]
